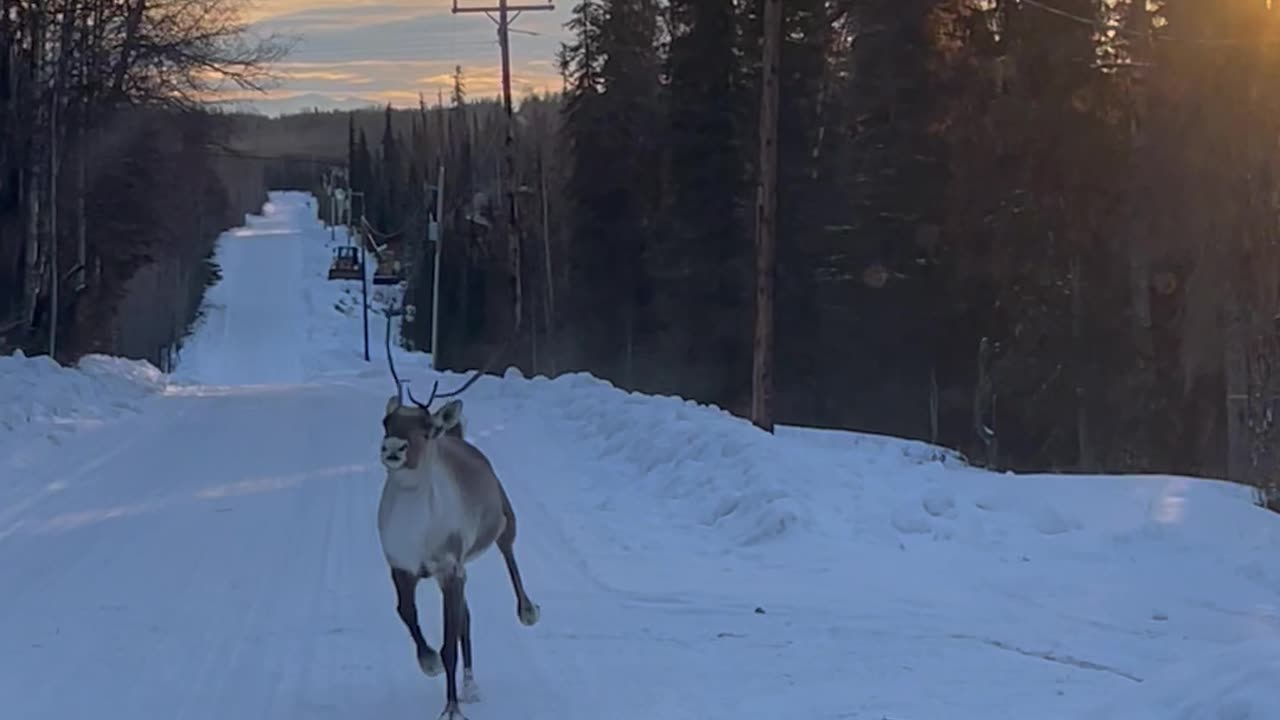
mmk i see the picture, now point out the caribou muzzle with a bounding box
[380,436,411,470]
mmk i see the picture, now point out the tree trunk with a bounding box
[1070,252,1091,469]
[47,78,57,357]
[1225,290,1280,505]
[110,0,145,101]
[751,0,781,432]
[974,336,997,468]
[22,0,45,332]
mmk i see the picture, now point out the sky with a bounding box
[230,0,572,115]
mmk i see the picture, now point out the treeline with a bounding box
[553,0,1280,502]
[234,1,1280,504]
[0,0,284,368]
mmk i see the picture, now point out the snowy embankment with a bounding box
[3,191,1279,720]
[0,193,407,451]
[0,350,167,451]
[392,361,1280,718]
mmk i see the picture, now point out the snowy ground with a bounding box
[3,191,1279,720]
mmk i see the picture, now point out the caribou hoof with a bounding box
[460,669,482,703]
[518,601,541,626]
[418,649,444,677]
[438,701,469,720]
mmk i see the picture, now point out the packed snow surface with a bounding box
[2,191,1278,720]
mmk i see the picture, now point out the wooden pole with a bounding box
[452,0,553,354]
[77,1,91,294]
[539,150,555,375]
[23,2,45,331]
[499,0,522,344]
[48,86,58,359]
[353,191,370,362]
[751,0,781,432]
[431,163,445,369]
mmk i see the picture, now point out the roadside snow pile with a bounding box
[0,351,166,438]
[1087,636,1280,720]
[299,251,416,381]
[518,371,820,546]
[779,424,968,468]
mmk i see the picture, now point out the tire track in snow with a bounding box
[947,633,1144,683]
[0,383,369,718]
[0,392,190,545]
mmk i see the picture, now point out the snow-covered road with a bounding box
[4,192,1280,720]
[0,378,650,719]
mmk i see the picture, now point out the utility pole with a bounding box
[538,151,555,375]
[431,163,445,370]
[352,190,370,362]
[452,0,554,352]
[342,171,354,246]
[323,168,332,222]
[751,0,781,433]
[324,167,341,242]
[48,89,59,359]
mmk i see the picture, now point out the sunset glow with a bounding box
[235,0,568,112]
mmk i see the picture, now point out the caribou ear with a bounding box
[385,394,402,415]
[435,399,464,432]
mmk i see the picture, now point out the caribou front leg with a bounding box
[438,564,468,720]
[458,599,481,703]
[391,568,442,676]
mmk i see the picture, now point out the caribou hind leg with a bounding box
[392,568,443,676]
[496,509,540,626]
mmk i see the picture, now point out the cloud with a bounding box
[252,3,454,35]
[235,0,570,110]
[417,65,559,96]
[244,0,435,24]
[279,67,377,85]
[274,59,559,98]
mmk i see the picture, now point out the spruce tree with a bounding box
[660,0,749,409]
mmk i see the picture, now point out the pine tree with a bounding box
[557,0,614,373]
[659,0,748,409]
[379,104,402,232]
[353,128,373,223]
[451,65,467,109]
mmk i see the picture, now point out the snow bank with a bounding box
[296,199,418,380]
[424,362,1280,564]
[886,468,1280,560]
[779,424,968,467]
[1088,636,1280,720]
[0,351,167,441]
[455,370,824,547]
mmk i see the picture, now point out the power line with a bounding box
[1022,0,1280,47]
[1021,0,1109,30]
[278,40,502,62]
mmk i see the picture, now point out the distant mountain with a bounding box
[211,92,383,117]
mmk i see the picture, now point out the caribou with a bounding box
[376,317,538,720]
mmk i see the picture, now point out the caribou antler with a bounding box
[385,306,405,403]
[406,382,435,410]
[409,331,515,410]
[384,291,517,410]
[429,331,515,403]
